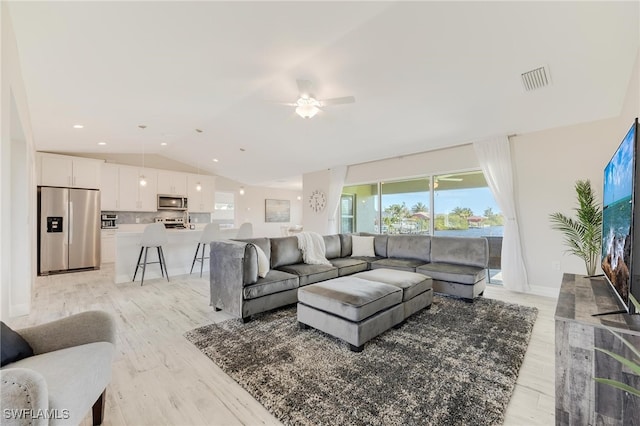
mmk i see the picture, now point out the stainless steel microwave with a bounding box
[157,195,188,211]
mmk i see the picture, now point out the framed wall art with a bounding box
[265,199,291,223]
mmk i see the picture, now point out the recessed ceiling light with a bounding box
[212,158,219,162]
[160,142,167,146]
[73,124,84,129]
[97,142,107,146]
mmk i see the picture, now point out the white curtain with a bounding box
[473,136,529,293]
[326,166,348,234]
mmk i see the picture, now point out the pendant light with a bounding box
[138,125,147,186]
[195,129,203,191]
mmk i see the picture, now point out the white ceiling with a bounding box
[8,1,640,190]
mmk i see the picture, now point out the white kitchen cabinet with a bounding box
[39,153,102,189]
[101,229,116,264]
[187,174,215,212]
[157,170,187,195]
[100,163,119,210]
[118,165,157,211]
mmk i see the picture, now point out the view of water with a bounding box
[434,225,504,237]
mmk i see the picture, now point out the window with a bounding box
[432,171,503,237]
[340,171,503,283]
[340,194,355,233]
[380,178,430,234]
[433,171,503,284]
[342,184,378,234]
[213,191,235,226]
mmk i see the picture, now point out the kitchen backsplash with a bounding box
[103,211,212,225]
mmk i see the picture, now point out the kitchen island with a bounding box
[115,227,204,283]
[114,225,240,284]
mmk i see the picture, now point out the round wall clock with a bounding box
[308,189,327,212]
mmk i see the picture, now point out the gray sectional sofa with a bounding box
[209,233,489,322]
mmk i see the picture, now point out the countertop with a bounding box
[114,223,206,235]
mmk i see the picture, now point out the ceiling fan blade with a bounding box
[437,173,463,181]
[296,79,313,97]
[266,100,299,106]
[319,96,356,106]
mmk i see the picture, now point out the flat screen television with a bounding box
[602,117,640,315]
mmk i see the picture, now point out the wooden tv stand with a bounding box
[555,273,640,425]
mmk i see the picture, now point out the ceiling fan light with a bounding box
[296,104,319,119]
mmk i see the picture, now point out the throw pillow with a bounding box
[351,235,376,257]
[254,245,270,278]
[1,322,34,367]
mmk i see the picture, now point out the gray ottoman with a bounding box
[297,276,404,352]
[352,268,433,318]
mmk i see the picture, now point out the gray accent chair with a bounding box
[0,311,116,426]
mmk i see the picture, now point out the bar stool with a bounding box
[190,223,220,277]
[236,222,253,239]
[133,223,169,286]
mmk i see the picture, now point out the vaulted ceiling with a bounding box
[8,1,639,189]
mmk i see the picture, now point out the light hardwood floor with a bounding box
[8,266,556,426]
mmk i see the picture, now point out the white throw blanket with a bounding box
[296,232,332,266]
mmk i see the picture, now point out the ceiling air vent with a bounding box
[521,66,550,91]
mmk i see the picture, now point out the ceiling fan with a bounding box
[279,79,355,119]
[436,174,463,182]
[433,174,463,189]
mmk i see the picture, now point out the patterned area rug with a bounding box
[185,296,538,426]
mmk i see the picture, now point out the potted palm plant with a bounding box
[594,295,640,397]
[549,179,602,276]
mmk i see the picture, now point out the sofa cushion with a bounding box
[270,236,303,269]
[242,270,299,300]
[353,269,433,302]
[330,258,368,276]
[1,322,34,367]
[360,233,389,257]
[235,237,271,263]
[351,236,375,257]
[233,238,272,284]
[298,277,402,322]
[2,342,114,426]
[255,245,270,278]
[416,262,486,285]
[323,235,342,260]
[339,234,353,257]
[350,255,385,269]
[277,263,339,286]
[371,258,427,272]
[241,244,260,285]
[386,235,430,262]
[430,236,488,268]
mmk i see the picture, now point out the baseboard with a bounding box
[10,303,30,317]
[527,285,560,299]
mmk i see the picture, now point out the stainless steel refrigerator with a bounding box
[38,186,101,275]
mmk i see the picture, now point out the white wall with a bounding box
[302,169,331,234]
[215,175,303,238]
[346,144,479,185]
[513,49,639,291]
[334,50,639,295]
[1,3,36,319]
